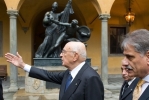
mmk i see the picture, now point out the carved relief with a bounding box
[32,79,41,90]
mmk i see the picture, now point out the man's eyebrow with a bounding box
[124,53,134,57]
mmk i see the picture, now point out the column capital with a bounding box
[7,10,18,16]
[99,14,111,20]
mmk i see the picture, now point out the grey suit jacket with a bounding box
[29,63,104,100]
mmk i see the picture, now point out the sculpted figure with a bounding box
[35,2,63,58]
[35,0,74,58]
[43,17,90,58]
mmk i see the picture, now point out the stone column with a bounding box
[99,14,110,85]
[7,10,18,91]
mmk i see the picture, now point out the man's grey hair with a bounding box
[71,44,87,59]
[121,29,149,56]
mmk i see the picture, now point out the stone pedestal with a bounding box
[25,66,66,94]
[13,66,65,100]
[13,89,59,100]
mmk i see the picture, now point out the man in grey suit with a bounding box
[119,59,139,100]
[121,29,149,100]
[5,41,104,100]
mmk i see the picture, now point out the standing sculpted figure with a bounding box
[35,2,63,58]
[35,0,74,58]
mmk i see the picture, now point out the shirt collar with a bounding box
[70,61,85,79]
[128,77,136,86]
[143,74,149,83]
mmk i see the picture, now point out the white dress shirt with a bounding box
[69,61,85,82]
[122,77,136,95]
[141,75,149,95]
[128,77,136,87]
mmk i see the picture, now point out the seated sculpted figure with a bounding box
[35,2,63,58]
[43,16,90,58]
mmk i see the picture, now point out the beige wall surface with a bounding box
[0,0,11,76]
[1,0,149,76]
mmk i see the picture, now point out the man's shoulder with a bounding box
[82,63,99,77]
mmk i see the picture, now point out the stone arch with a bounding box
[91,0,102,14]
[4,0,25,10]
[91,0,115,15]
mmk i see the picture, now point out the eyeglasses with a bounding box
[61,49,75,54]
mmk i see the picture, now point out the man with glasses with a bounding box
[5,41,104,100]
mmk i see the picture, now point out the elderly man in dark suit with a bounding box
[121,29,149,100]
[5,41,104,100]
[119,59,139,100]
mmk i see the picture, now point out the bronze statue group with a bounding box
[35,0,90,58]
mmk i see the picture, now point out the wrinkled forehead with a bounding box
[64,43,72,50]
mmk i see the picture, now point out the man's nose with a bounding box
[60,53,62,57]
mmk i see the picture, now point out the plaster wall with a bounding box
[1,0,149,76]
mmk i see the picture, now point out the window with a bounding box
[108,25,128,55]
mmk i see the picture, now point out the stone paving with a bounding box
[2,76,124,100]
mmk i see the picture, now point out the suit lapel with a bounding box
[59,70,69,100]
[121,78,139,100]
[121,86,133,99]
[139,85,149,100]
[61,63,89,100]
[119,81,125,99]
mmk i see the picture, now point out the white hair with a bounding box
[70,42,87,59]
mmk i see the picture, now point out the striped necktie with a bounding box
[65,73,72,91]
[133,79,145,100]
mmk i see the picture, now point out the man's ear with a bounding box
[73,53,78,62]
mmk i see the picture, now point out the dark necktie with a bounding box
[122,82,129,95]
[65,73,72,91]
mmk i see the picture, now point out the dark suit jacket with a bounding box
[0,79,3,100]
[139,84,149,100]
[29,63,104,100]
[119,78,139,100]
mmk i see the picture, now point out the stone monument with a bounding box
[13,0,93,100]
